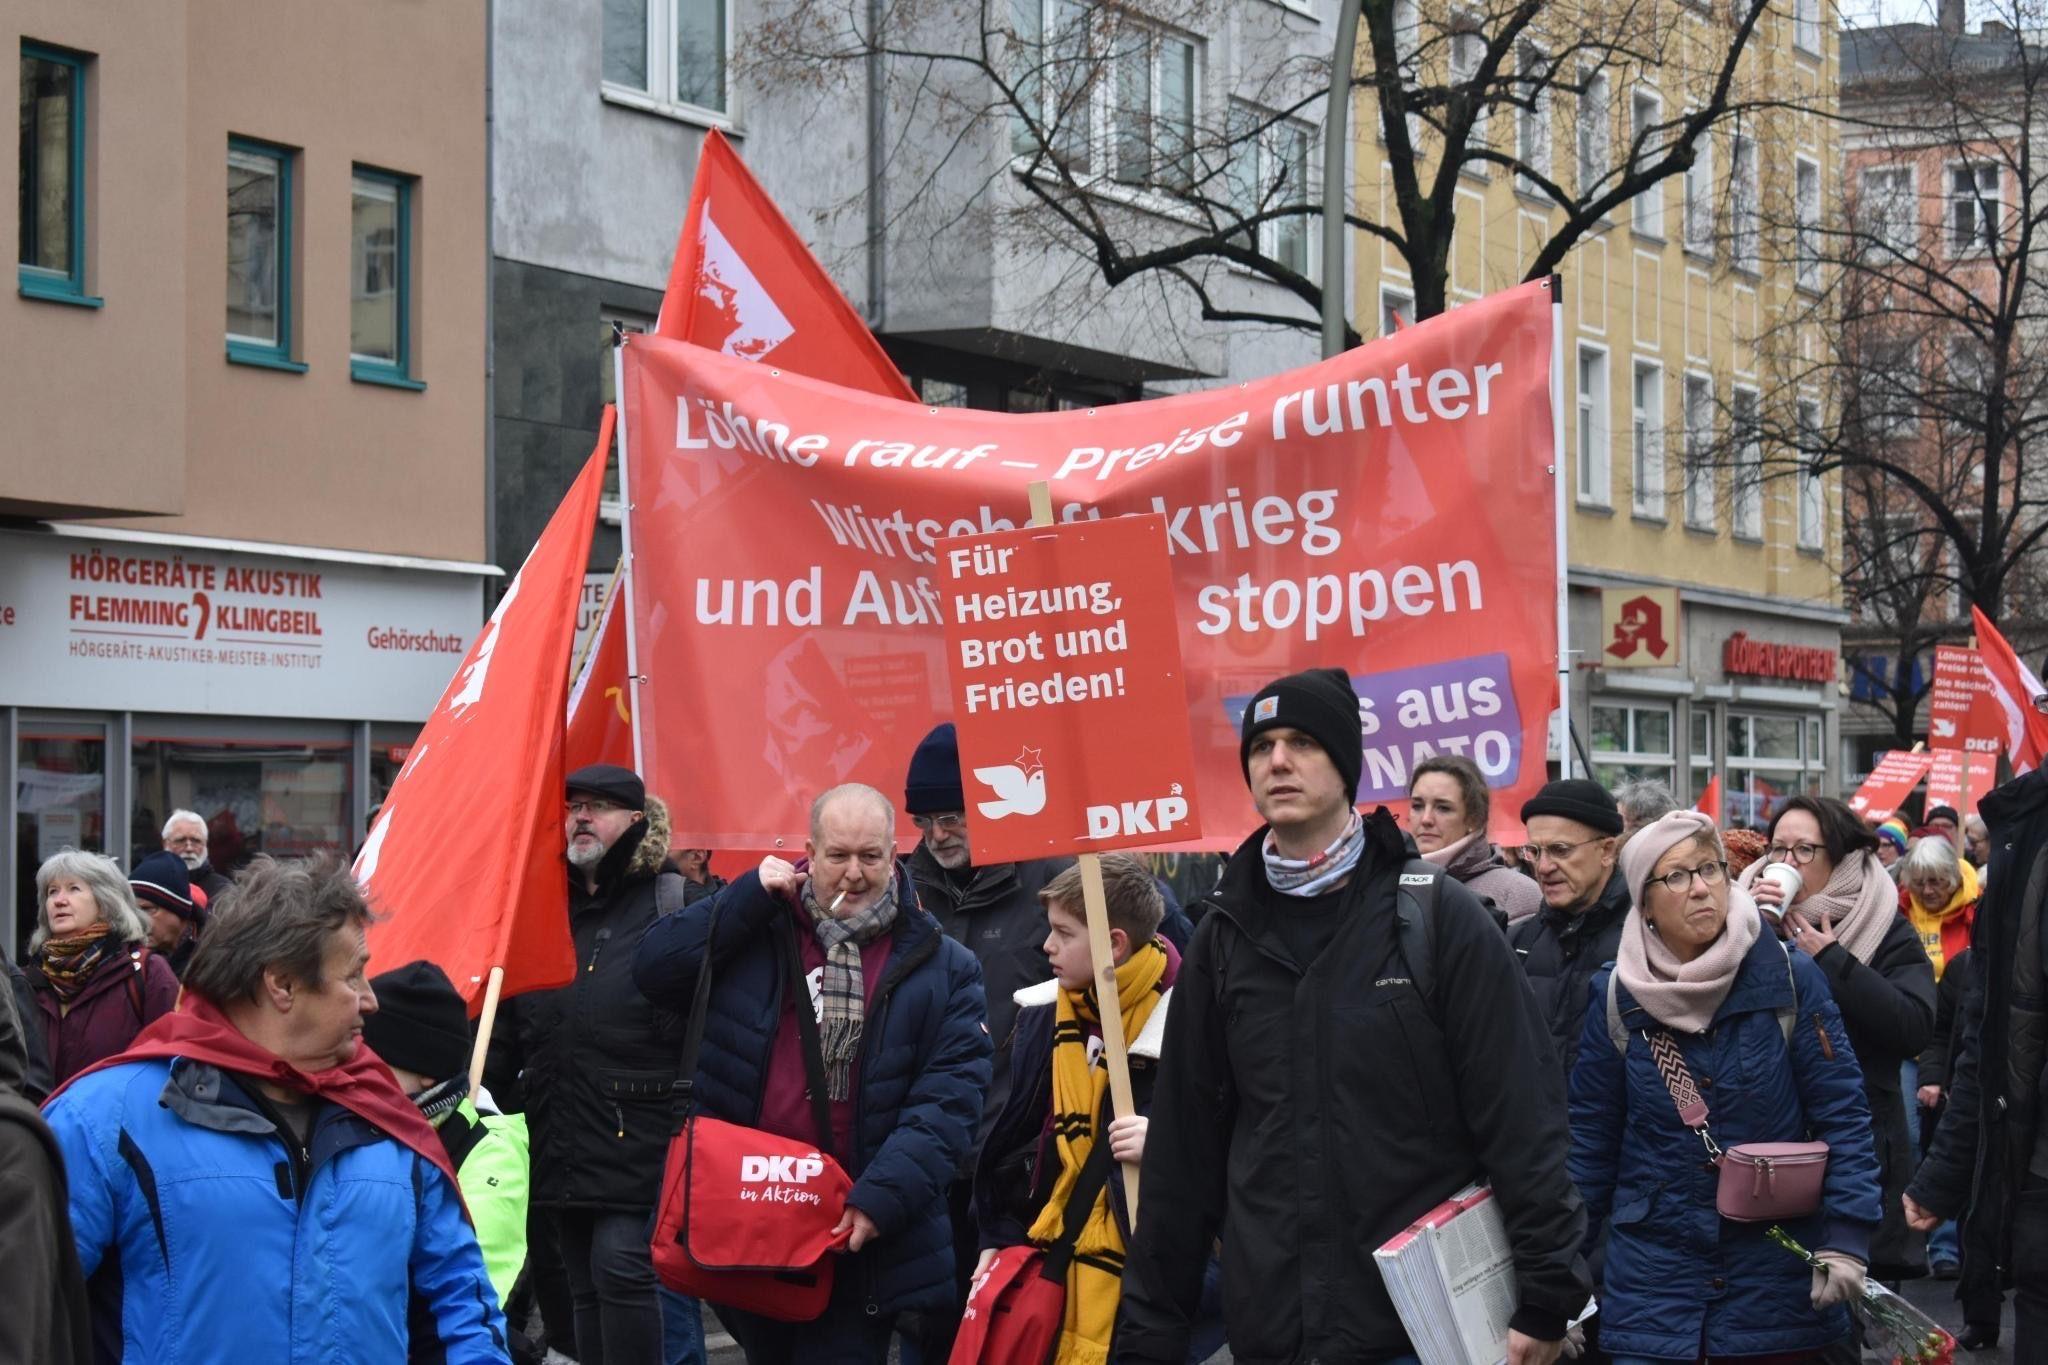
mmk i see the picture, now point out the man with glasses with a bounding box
[1508,778,1630,1081]
[486,763,696,1365]
[899,722,1072,1361]
[161,808,231,902]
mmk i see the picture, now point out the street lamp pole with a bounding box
[1320,0,1364,359]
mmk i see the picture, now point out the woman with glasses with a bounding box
[1740,795,1935,1284]
[1571,811,1881,1363]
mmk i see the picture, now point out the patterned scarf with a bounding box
[801,876,900,1100]
[1027,939,1171,1365]
[1261,810,1365,896]
[38,923,119,1003]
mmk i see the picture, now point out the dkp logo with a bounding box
[740,1153,827,1184]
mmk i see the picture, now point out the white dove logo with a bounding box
[974,746,1048,820]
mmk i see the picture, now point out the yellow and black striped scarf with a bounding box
[1026,939,1169,1365]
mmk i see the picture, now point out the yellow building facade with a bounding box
[1353,1,1848,821]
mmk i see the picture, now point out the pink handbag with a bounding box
[1645,1029,1829,1223]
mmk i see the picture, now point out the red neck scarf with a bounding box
[44,993,460,1195]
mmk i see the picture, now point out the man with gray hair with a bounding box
[635,782,992,1364]
[41,856,508,1362]
[1613,780,1679,846]
[161,808,231,902]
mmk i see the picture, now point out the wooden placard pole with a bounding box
[1957,635,1978,857]
[1026,480,1143,1223]
[467,964,506,1095]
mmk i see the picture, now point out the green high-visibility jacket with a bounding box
[440,1098,530,1308]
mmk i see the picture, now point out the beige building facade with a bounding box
[2,0,492,952]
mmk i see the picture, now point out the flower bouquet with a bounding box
[1766,1226,1956,1364]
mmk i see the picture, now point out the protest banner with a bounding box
[1928,645,2005,754]
[1927,749,1999,820]
[360,409,611,1058]
[938,512,1201,864]
[618,278,1560,849]
[1845,750,1934,824]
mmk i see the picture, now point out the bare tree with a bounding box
[748,0,1797,343]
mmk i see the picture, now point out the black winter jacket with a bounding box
[1920,947,1977,1090]
[1807,910,1935,1278]
[4,953,51,1103]
[1116,810,1589,1363]
[1908,768,2048,1266]
[1508,867,1630,1083]
[487,802,686,1211]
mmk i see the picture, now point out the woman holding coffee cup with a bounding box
[1741,795,1935,1282]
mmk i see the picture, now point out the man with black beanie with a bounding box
[363,960,531,1324]
[1508,778,1629,1081]
[1120,667,1587,1365]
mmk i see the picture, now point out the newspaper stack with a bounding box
[1372,1183,1518,1365]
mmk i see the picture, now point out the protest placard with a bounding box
[1928,646,2005,754]
[1926,750,1999,820]
[1845,751,1934,824]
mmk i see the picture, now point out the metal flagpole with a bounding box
[613,341,647,779]
[1550,276,1573,780]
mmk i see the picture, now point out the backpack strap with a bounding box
[1606,971,1629,1056]
[1394,859,1443,1007]
[1036,1135,1118,1282]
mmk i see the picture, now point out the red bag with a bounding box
[650,898,853,1321]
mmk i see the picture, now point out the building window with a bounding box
[1577,71,1610,197]
[1683,129,1713,256]
[1228,104,1314,274]
[1795,156,1820,290]
[1450,20,1487,149]
[1731,385,1762,539]
[1796,397,1824,550]
[1630,90,1663,237]
[1794,0,1822,53]
[1515,43,1551,194]
[18,41,94,304]
[226,138,302,371]
[1577,343,1610,506]
[1727,711,1820,827]
[350,168,420,389]
[918,377,971,407]
[1113,24,1196,190]
[1952,163,2000,254]
[1017,2,1199,191]
[1379,284,1414,338]
[1860,165,1915,259]
[603,0,729,117]
[1684,372,1715,530]
[1856,337,1918,439]
[1631,361,1664,516]
[1730,133,1758,273]
[1591,702,1675,791]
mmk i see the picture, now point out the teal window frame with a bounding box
[18,41,99,307]
[225,135,305,373]
[349,165,423,390]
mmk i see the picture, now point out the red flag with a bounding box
[356,410,613,1010]
[1972,605,2048,774]
[655,129,915,400]
[566,570,635,771]
[1694,775,1721,818]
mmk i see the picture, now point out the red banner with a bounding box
[939,515,1202,863]
[357,411,610,1009]
[1928,645,2005,753]
[620,280,1560,849]
[566,571,634,771]
[1846,750,1933,824]
[1927,749,1999,818]
[1973,605,2048,774]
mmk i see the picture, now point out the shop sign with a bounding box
[1600,587,1681,668]
[0,530,485,722]
[1722,632,1838,684]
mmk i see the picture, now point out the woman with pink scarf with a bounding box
[1571,811,1881,1361]
[1408,754,1542,924]
[1743,795,1936,1283]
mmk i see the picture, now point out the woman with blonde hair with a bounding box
[24,849,179,1084]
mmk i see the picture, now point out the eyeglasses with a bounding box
[1651,860,1729,894]
[165,835,206,850]
[565,798,624,817]
[912,813,967,835]
[1519,837,1608,865]
[1766,841,1822,865]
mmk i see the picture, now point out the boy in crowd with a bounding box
[972,853,1184,1364]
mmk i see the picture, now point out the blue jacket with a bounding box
[1570,933,1882,1359]
[632,864,991,1316]
[45,1058,509,1364]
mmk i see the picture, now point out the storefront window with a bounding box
[131,736,352,873]
[16,723,108,954]
[1589,701,1675,790]
[1690,707,1716,811]
[1725,710,1824,830]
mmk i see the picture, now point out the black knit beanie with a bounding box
[904,723,965,815]
[361,961,471,1081]
[1519,778,1624,836]
[1239,667,1364,801]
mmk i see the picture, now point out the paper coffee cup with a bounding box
[1758,862,1803,915]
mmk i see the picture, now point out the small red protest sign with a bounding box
[1929,646,2006,754]
[1927,749,1999,818]
[939,514,1201,864]
[1845,750,1933,824]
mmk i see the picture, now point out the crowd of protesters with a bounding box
[5,660,2041,1364]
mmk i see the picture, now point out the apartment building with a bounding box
[2,0,491,952]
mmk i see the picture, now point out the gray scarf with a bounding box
[801,876,900,1100]
[1261,811,1366,896]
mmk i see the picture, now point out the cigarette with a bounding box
[828,890,847,914]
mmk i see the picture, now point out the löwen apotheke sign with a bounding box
[0,530,484,722]
[1721,631,1839,684]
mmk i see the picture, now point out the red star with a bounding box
[1013,746,1043,776]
